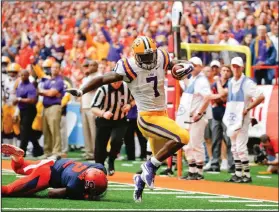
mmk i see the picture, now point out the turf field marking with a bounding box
[2,208,278,211]
[176,195,229,199]
[144,191,194,194]
[108,188,135,191]
[109,184,134,187]
[256,176,272,179]
[109,181,278,203]
[246,204,279,207]
[209,200,262,203]
[121,163,134,167]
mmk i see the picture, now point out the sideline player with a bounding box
[1,144,108,200]
[66,36,194,202]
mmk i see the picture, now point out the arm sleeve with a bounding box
[27,85,37,99]
[51,79,64,93]
[113,59,134,83]
[196,77,212,97]
[245,79,263,98]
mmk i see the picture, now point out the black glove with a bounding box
[65,88,83,97]
[173,63,194,80]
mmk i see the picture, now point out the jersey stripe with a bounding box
[122,58,137,81]
[159,49,170,71]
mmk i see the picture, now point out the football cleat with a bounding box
[241,176,252,183]
[180,172,197,180]
[224,174,242,183]
[159,168,174,176]
[1,144,24,157]
[140,160,157,189]
[133,174,145,203]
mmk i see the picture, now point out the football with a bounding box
[171,64,185,80]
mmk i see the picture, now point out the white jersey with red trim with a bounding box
[114,49,171,112]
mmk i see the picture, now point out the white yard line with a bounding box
[177,195,229,199]
[2,209,278,211]
[144,191,194,195]
[109,181,278,203]
[256,176,272,179]
[209,200,262,203]
[246,204,278,207]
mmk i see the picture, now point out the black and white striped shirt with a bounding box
[91,82,132,120]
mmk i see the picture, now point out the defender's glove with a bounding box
[66,88,83,97]
[171,63,194,80]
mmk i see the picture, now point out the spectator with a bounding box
[14,70,43,157]
[219,27,240,65]
[101,27,124,63]
[91,81,133,176]
[231,19,245,43]
[223,57,265,183]
[80,60,101,160]
[267,22,279,65]
[204,65,234,173]
[2,39,18,62]
[181,57,212,180]
[255,134,278,174]
[244,15,257,38]
[38,62,64,160]
[250,25,277,85]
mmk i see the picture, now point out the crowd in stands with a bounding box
[2,1,278,88]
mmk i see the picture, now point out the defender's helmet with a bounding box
[83,168,108,200]
[132,36,157,70]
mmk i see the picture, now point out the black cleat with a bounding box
[225,174,242,183]
[108,160,115,176]
[204,167,220,172]
[241,176,252,183]
[180,172,197,180]
[196,173,204,180]
[159,168,174,176]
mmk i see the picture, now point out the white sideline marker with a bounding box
[145,191,194,195]
[177,195,229,199]
[109,184,134,187]
[209,200,262,203]
[256,176,272,179]
[246,204,278,207]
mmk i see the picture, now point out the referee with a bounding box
[91,80,133,176]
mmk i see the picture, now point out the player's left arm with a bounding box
[48,188,67,198]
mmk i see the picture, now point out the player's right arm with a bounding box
[66,66,124,97]
[48,188,67,198]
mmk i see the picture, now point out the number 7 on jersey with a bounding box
[146,76,160,97]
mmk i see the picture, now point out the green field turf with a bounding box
[2,150,279,212]
[2,171,278,212]
[49,150,279,188]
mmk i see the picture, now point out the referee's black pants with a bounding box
[19,107,43,156]
[124,119,147,160]
[95,118,128,165]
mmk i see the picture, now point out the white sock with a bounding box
[151,157,162,167]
